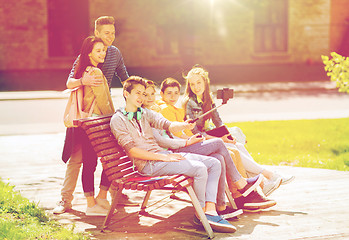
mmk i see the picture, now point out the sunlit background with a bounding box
[0,0,349,90]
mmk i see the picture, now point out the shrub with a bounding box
[322,52,349,93]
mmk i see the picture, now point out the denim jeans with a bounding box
[80,129,110,197]
[141,151,221,208]
[173,138,242,207]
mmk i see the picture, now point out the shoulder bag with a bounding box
[63,86,96,128]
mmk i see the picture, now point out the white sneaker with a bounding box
[96,198,111,210]
[53,201,72,214]
[262,177,282,196]
[274,173,295,185]
[86,204,109,216]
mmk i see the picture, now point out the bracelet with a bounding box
[80,78,83,86]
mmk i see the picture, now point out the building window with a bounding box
[47,0,89,57]
[254,0,288,53]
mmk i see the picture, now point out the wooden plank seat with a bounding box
[74,115,215,239]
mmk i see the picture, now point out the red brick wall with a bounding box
[0,0,333,71]
[330,0,349,54]
[1,0,48,70]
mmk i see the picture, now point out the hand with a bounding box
[184,119,196,130]
[222,134,236,144]
[82,74,103,87]
[186,134,205,146]
[161,153,185,162]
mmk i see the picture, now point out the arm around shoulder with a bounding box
[66,56,82,89]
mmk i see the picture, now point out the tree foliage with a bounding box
[322,52,349,94]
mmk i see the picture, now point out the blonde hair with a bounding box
[183,65,213,117]
[145,79,157,91]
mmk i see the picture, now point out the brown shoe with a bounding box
[235,190,276,210]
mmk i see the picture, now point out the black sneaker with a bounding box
[217,206,243,219]
[238,174,263,197]
[235,190,276,211]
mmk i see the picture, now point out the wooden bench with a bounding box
[74,115,216,239]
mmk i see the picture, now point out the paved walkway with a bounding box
[1,132,348,239]
[1,81,349,239]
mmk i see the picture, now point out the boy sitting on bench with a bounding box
[110,76,237,233]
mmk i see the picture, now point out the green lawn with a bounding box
[0,181,89,240]
[226,118,349,171]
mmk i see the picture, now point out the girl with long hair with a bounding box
[183,65,295,198]
[60,36,115,216]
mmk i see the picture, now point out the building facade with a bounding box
[0,0,348,90]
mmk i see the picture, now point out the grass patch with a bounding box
[227,118,349,171]
[0,180,89,240]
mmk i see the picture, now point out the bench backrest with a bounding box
[75,115,142,183]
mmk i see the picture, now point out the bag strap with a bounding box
[88,98,97,117]
[84,67,98,117]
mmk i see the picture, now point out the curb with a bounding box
[0,81,337,101]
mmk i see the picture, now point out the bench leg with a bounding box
[140,190,152,213]
[102,187,122,231]
[225,183,237,209]
[185,185,215,239]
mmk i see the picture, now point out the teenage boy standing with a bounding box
[66,16,128,88]
[54,16,129,214]
[110,76,237,233]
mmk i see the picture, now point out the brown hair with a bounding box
[160,77,181,93]
[73,36,104,79]
[95,16,115,32]
[123,76,147,95]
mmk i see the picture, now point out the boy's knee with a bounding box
[209,157,222,174]
[194,163,208,178]
[214,138,225,146]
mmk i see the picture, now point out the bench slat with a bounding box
[93,142,119,153]
[102,152,126,162]
[88,130,112,141]
[90,136,116,146]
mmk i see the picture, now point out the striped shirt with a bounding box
[68,45,129,87]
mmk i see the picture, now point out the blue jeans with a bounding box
[173,138,242,207]
[141,151,221,208]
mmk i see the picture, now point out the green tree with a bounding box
[322,52,349,94]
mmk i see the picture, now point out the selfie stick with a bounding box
[188,101,227,124]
